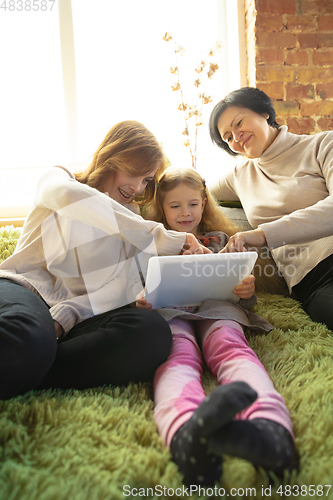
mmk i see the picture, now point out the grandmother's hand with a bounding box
[182,233,212,255]
[221,228,267,253]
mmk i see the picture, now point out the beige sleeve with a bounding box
[35,166,186,256]
[260,134,333,249]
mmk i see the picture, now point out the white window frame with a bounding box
[0,0,246,227]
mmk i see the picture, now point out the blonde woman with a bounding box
[0,121,208,400]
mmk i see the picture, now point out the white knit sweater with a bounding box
[0,166,186,333]
[209,126,333,291]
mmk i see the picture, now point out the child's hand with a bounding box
[233,275,255,299]
[136,297,153,309]
[136,289,153,310]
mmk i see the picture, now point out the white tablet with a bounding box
[144,251,258,309]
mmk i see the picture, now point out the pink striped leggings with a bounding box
[154,318,293,448]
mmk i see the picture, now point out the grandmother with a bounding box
[209,87,333,330]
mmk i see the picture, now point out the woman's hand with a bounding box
[54,320,65,340]
[136,289,153,310]
[221,228,267,253]
[233,275,255,300]
[182,233,212,255]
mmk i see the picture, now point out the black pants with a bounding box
[293,254,333,332]
[0,279,172,400]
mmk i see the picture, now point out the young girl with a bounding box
[0,121,208,400]
[138,167,298,486]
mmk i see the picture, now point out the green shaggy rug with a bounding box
[1,226,333,500]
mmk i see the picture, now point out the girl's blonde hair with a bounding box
[145,166,237,236]
[74,120,167,207]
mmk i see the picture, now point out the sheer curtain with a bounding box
[0,0,245,221]
[0,4,68,218]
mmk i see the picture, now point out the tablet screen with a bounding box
[144,251,258,309]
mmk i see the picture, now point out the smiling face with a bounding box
[162,183,206,235]
[217,106,279,159]
[103,166,158,205]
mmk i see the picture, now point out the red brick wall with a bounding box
[244,0,333,134]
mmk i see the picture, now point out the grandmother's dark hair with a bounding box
[209,87,280,157]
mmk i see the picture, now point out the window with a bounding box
[0,0,245,222]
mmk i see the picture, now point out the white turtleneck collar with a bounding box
[258,125,299,164]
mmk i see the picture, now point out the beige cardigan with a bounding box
[0,166,186,334]
[209,125,333,292]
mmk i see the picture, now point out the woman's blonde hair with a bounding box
[74,120,167,207]
[145,166,237,236]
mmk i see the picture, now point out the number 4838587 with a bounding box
[0,0,56,11]
[276,485,332,497]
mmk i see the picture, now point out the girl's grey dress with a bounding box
[156,231,273,332]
